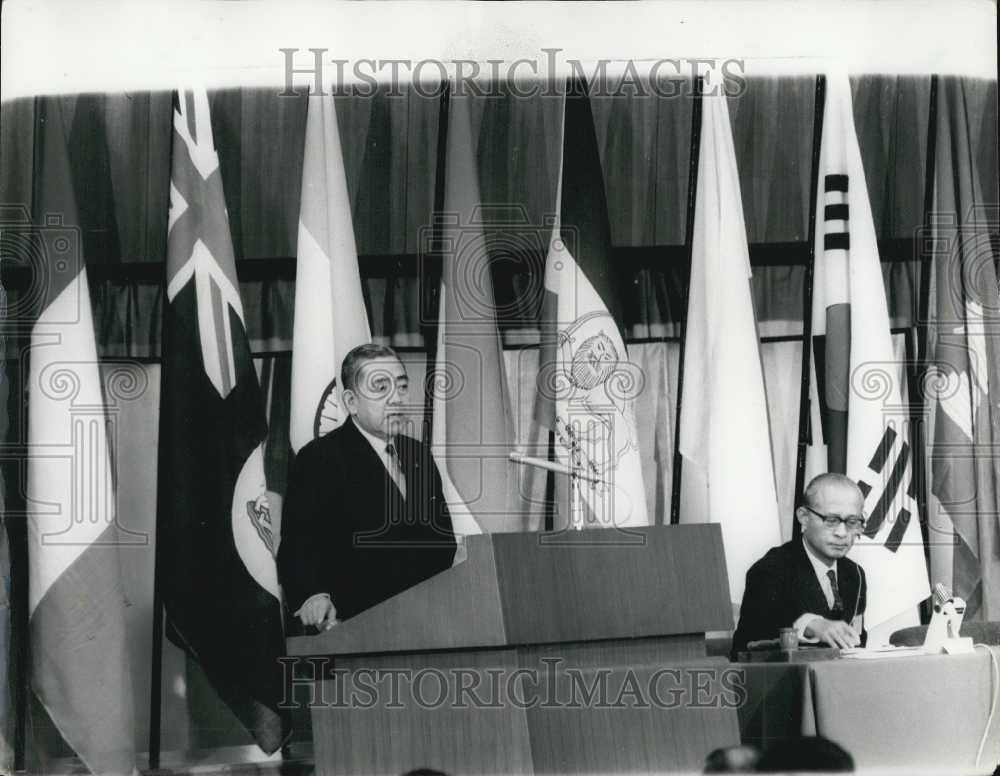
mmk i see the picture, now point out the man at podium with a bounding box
[277,344,456,631]
[730,473,867,658]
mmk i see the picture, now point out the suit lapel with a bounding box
[793,540,832,616]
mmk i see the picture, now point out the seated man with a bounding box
[278,344,456,631]
[730,473,867,659]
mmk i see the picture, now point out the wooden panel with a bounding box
[523,664,740,773]
[289,525,730,658]
[734,662,808,748]
[518,646,740,773]
[287,535,507,657]
[304,640,739,775]
[519,635,707,669]
[494,525,732,645]
[310,650,533,776]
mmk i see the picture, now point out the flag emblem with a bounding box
[555,311,640,482]
[314,377,344,439]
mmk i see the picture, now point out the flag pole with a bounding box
[422,80,451,441]
[147,93,179,771]
[913,75,939,614]
[792,75,827,539]
[12,95,45,776]
[916,75,939,368]
[9,489,27,774]
[148,539,164,770]
[669,74,703,525]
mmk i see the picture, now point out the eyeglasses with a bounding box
[802,505,866,532]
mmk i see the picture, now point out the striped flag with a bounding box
[805,73,930,629]
[290,95,370,453]
[679,78,783,604]
[158,88,289,752]
[929,78,1000,620]
[432,94,521,535]
[536,81,649,529]
[26,98,135,775]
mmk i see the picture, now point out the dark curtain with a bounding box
[5,76,992,356]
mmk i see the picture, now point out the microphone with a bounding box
[924,582,971,654]
[932,583,954,611]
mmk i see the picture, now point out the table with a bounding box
[737,647,1000,771]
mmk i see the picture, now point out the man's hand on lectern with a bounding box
[298,595,338,630]
[804,617,861,649]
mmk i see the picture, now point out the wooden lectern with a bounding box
[287,524,739,774]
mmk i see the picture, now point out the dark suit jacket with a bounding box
[277,418,456,621]
[730,539,867,660]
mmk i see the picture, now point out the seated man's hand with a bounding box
[298,595,337,630]
[804,617,861,649]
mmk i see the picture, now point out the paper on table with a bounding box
[839,645,925,659]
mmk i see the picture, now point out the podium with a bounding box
[287,524,739,774]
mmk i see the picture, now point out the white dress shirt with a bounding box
[793,538,840,641]
[354,423,407,500]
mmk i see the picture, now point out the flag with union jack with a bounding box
[157,88,289,752]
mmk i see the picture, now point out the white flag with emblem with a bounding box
[291,96,370,452]
[537,82,649,529]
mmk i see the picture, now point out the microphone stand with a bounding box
[509,451,605,531]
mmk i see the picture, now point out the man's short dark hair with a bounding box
[341,343,400,392]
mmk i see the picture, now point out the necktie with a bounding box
[827,569,844,615]
[385,442,407,501]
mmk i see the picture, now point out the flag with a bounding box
[678,78,783,604]
[536,81,649,529]
[26,98,135,775]
[805,73,930,628]
[290,95,370,453]
[929,78,1000,621]
[158,88,289,753]
[432,94,521,535]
